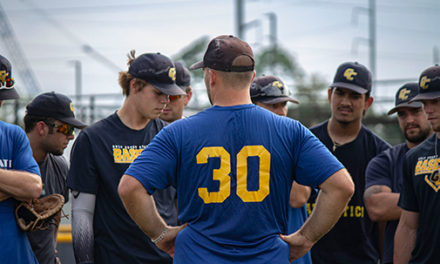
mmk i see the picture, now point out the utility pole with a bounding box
[434,46,439,65]
[369,0,376,92]
[236,0,244,38]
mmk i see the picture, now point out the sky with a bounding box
[1,0,439,113]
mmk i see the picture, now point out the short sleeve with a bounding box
[294,125,344,187]
[125,128,176,195]
[365,151,392,190]
[398,156,418,212]
[67,131,98,194]
[13,127,40,175]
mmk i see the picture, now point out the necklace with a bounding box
[332,141,341,152]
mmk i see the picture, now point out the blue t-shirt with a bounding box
[0,121,40,264]
[126,104,343,264]
[365,143,408,264]
[399,134,440,263]
[308,121,390,264]
[67,113,174,264]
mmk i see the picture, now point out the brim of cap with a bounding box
[0,88,20,100]
[189,61,204,70]
[330,82,368,94]
[387,101,423,115]
[59,116,87,129]
[150,81,187,96]
[409,91,440,103]
[256,96,299,105]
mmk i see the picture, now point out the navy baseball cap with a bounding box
[128,53,185,96]
[330,62,372,94]
[0,55,19,100]
[190,35,254,72]
[387,82,423,115]
[410,65,440,102]
[175,62,191,93]
[26,92,86,128]
[250,75,299,104]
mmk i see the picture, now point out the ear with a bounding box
[327,88,333,103]
[36,121,48,136]
[129,79,140,94]
[209,69,216,87]
[364,96,374,111]
[184,90,193,106]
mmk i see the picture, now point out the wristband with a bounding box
[151,226,168,244]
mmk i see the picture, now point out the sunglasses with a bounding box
[45,122,75,136]
[169,95,185,102]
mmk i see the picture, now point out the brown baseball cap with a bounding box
[190,35,254,72]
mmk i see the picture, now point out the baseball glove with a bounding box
[15,194,65,232]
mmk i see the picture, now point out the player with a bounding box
[24,92,87,264]
[67,51,185,263]
[160,61,193,122]
[307,61,390,263]
[394,65,440,263]
[364,83,432,264]
[250,75,312,264]
[118,35,354,264]
[0,54,43,263]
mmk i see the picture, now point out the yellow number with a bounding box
[197,147,231,203]
[237,145,270,202]
[197,145,270,204]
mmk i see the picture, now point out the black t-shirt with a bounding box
[365,143,408,264]
[308,121,390,264]
[67,113,174,264]
[399,134,440,263]
[27,154,69,264]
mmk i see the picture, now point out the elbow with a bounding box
[118,174,133,202]
[365,206,382,222]
[30,175,43,199]
[290,196,308,208]
[344,180,355,200]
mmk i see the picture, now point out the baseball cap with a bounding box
[409,65,440,102]
[190,35,254,72]
[175,62,191,93]
[250,75,299,104]
[128,53,185,96]
[387,82,423,115]
[0,55,19,100]
[26,92,86,128]
[330,62,372,94]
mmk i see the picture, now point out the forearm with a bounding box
[366,192,401,221]
[289,182,312,208]
[394,210,418,264]
[72,192,96,264]
[300,182,352,242]
[0,169,42,199]
[119,175,167,240]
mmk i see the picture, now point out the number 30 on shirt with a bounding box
[197,145,270,204]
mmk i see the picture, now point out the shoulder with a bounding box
[406,134,435,160]
[47,153,68,167]
[310,120,328,135]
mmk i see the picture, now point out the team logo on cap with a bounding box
[272,81,283,88]
[70,102,75,113]
[420,76,430,90]
[398,88,411,100]
[343,68,358,81]
[168,67,176,81]
[0,70,9,84]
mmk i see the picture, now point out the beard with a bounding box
[405,126,432,144]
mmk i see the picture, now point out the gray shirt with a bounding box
[27,153,68,264]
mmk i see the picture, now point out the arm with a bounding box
[118,174,186,257]
[0,168,42,200]
[394,209,418,264]
[364,185,401,221]
[280,168,354,262]
[289,181,312,208]
[71,191,96,264]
